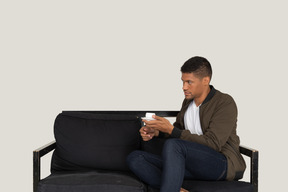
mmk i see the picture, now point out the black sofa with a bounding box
[33,111,258,192]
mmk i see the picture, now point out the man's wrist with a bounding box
[155,129,160,137]
[170,126,182,138]
[168,125,174,135]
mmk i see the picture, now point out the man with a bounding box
[127,56,246,192]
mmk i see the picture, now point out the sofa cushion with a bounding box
[37,171,147,192]
[141,137,167,156]
[182,180,253,192]
[146,180,253,192]
[51,111,141,172]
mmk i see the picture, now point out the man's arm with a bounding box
[173,95,238,152]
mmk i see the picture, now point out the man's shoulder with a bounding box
[213,90,237,107]
[215,90,234,100]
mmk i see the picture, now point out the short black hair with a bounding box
[181,56,212,80]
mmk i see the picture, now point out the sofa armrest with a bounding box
[33,141,56,192]
[239,145,259,192]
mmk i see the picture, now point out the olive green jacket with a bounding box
[171,86,246,180]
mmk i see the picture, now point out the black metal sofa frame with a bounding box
[33,111,259,192]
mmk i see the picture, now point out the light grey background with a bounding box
[1,1,287,191]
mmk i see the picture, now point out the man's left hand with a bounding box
[143,115,174,135]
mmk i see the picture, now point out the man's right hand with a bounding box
[139,126,159,141]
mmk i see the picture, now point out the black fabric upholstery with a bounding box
[141,137,167,156]
[51,112,141,172]
[147,180,253,192]
[182,180,253,192]
[38,171,147,192]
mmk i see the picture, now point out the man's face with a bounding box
[181,72,209,100]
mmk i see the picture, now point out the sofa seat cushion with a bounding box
[37,171,147,192]
[146,180,253,192]
[182,180,253,192]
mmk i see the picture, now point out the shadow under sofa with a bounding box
[33,111,258,192]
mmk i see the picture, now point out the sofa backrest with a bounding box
[51,111,142,172]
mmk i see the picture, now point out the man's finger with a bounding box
[153,115,163,120]
[144,123,156,128]
[145,119,159,125]
[141,134,152,141]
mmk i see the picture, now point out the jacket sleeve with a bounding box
[172,95,238,152]
[171,99,188,137]
[171,114,183,138]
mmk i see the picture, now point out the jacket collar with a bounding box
[202,85,216,105]
[184,85,216,108]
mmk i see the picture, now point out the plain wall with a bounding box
[1,1,287,191]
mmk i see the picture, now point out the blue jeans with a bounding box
[127,139,227,192]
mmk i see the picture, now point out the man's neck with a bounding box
[194,86,211,107]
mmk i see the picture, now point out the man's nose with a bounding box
[182,82,188,90]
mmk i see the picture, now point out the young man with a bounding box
[127,56,246,192]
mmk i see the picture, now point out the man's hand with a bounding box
[143,115,174,135]
[139,126,159,141]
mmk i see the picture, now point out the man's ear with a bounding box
[203,76,210,86]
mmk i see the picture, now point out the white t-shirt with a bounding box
[184,100,203,135]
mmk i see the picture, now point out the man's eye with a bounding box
[188,81,192,85]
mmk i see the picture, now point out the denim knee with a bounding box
[126,150,143,171]
[162,139,185,156]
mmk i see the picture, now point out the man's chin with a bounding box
[185,95,194,100]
